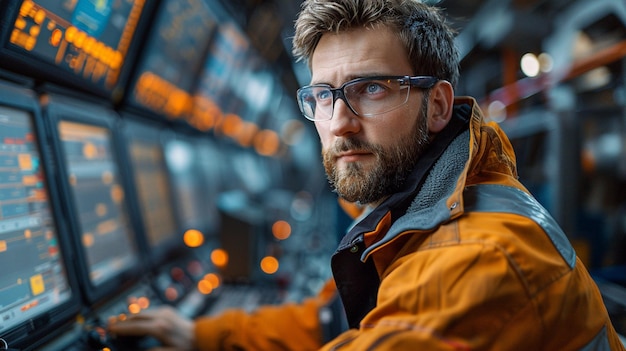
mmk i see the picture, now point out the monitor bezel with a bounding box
[0,1,157,104]
[119,113,184,270]
[0,81,82,350]
[42,94,146,306]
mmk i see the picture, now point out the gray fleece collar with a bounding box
[361,129,470,259]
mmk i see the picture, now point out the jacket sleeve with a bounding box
[194,279,338,351]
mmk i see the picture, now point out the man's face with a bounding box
[310,26,431,204]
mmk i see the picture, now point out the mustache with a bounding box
[329,137,376,156]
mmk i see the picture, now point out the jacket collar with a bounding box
[336,98,473,255]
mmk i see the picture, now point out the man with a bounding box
[109,0,625,349]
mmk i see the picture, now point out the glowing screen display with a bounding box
[164,138,220,235]
[128,137,177,250]
[196,23,249,110]
[128,0,216,120]
[0,105,72,334]
[57,120,139,287]
[5,0,148,97]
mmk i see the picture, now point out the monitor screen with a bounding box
[191,21,273,131]
[125,0,216,121]
[56,117,140,293]
[194,22,251,116]
[0,84,76,348]
[164,136,220,237]
[124,119,179,264]
[0,0,153,101]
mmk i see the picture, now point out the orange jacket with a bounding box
[194,97,625,350]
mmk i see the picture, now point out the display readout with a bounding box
[129,0,216,120]
[0,105,72,333]
[58,120,139,287]
[129,138,177,249]
[8,0,146,93]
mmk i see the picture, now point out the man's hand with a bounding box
[107,305,195,351]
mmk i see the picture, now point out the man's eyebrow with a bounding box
[309,73,388,87]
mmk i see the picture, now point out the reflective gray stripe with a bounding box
[464,184,577,269]
[579,326,612,351]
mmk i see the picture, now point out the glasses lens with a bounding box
[344,78,410,117]
[297,76,422,121]
[298,86,333,121]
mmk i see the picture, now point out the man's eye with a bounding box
[349,81,388,96]
[365,82,384,94]
[317,90,332,100]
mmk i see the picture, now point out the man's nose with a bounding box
[329,98,360,136]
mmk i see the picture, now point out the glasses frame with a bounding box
[296,75,439,121]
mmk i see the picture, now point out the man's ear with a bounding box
[427,80,454,133]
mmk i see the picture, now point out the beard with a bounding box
[322,100,431,204]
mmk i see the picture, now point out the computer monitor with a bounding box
[43,95,142,305]
[125,0,217,121]
[164,135,221,239]
[194,22,251,116]
[122,117,180,267]
[0,82,79,350]
[0,0,155,102]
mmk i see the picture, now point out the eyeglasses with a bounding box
[296,75,438,121]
